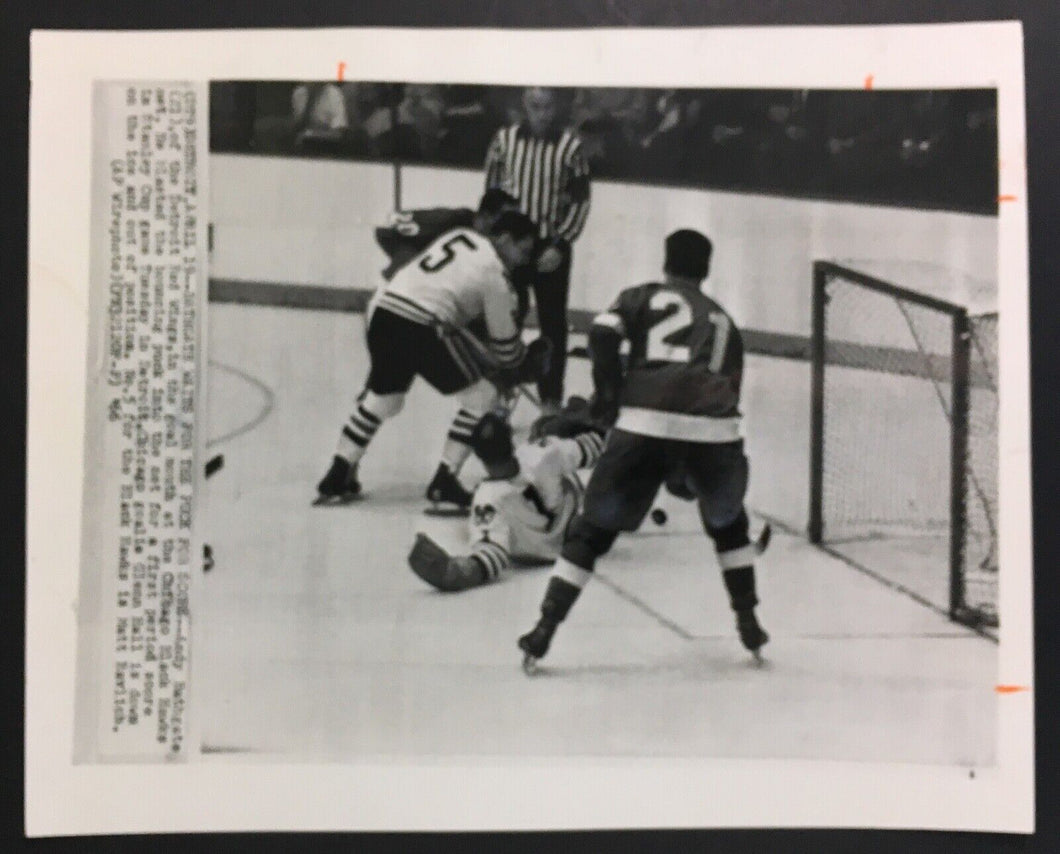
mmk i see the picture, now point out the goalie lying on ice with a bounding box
[408,402,606,592]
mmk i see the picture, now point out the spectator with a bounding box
[817,91,905,198]
[249,82,301,153]
[893,92,958,202]
[686,90,759,187]
[378,84,449,161]
[745,90,816,192]
[438,85,495,166]
[950,91,998,209]
[290,82,352,154]
[209,82,255,151]
[573,88,690,180]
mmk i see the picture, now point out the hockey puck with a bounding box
[650,508,668,526]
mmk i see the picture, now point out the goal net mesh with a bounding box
[815,263,998,630]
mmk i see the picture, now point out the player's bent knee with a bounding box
[705,508,750,553]
[561,515,618,569]
[458,379,500,413]
[362,391,405,420]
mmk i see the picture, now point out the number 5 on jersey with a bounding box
[645,290,731,372]
[419,233,477,273]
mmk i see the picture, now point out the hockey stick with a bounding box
[431,318,546,415]
[511,382,543,411]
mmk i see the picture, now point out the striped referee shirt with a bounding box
[484,124,592,244]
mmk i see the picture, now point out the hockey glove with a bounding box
[495,336,552,389]
[530,395,601,441]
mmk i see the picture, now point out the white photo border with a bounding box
[26,23,1032,835]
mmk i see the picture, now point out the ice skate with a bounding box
[518,618,558,675]
[736,609,769,662]
[313,456,363,506]
[424,463,472,517]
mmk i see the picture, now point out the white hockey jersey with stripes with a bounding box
[371,227,521,359]
[469,437,584,563]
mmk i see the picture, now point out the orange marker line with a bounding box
[337,61,346,82]
[995,685,1030,694]
[864,74,874,90]
[998,194,1017,202]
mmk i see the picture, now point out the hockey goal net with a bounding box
[808,261,998,632]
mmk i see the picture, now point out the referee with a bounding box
[484,86,592,411]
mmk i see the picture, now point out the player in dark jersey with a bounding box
[518,229,769,671]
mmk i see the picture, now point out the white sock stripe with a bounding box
[474,551,500,578]
[717,544,757,569]
[473,541,509,577]
[490,340,522,357]
[356,405,381,425]
[475,539,507,558]
[553,557,592,589]
[481,540,509,559]
[349,414,379,435]
[575,432,604,467]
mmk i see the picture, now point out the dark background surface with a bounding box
[210,81,999,213]
[3,1,1057,852]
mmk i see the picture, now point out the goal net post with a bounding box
[808,260,998,631]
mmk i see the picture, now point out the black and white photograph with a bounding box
[25,23,1034,835]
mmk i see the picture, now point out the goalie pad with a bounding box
[407,533,488,592]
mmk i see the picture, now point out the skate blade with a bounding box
[423,505,470,518]
[755,523,772,555]
[521,653,540,676]
[312,492,364,507]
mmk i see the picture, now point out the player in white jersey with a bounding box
[316,210,548,509]
[370,226,523,350]
[407,404,605,592]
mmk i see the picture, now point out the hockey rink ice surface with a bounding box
[199,303,998,765]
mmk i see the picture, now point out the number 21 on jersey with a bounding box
[645,290,730,372]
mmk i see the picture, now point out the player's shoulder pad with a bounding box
[620,280,664,304]
[600,281,657,318]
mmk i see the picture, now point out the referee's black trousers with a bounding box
[529,243,573,406]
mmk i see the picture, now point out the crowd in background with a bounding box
[210,81,998,213]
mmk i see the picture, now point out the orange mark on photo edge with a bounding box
[864,74,874,90]
[998,194,1017,202]
[337,61,346,82]
[995,685,1030,694]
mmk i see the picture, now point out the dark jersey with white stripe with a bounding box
[484,124,591,244]
[596,282,743,417]
[375,207,475,281]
